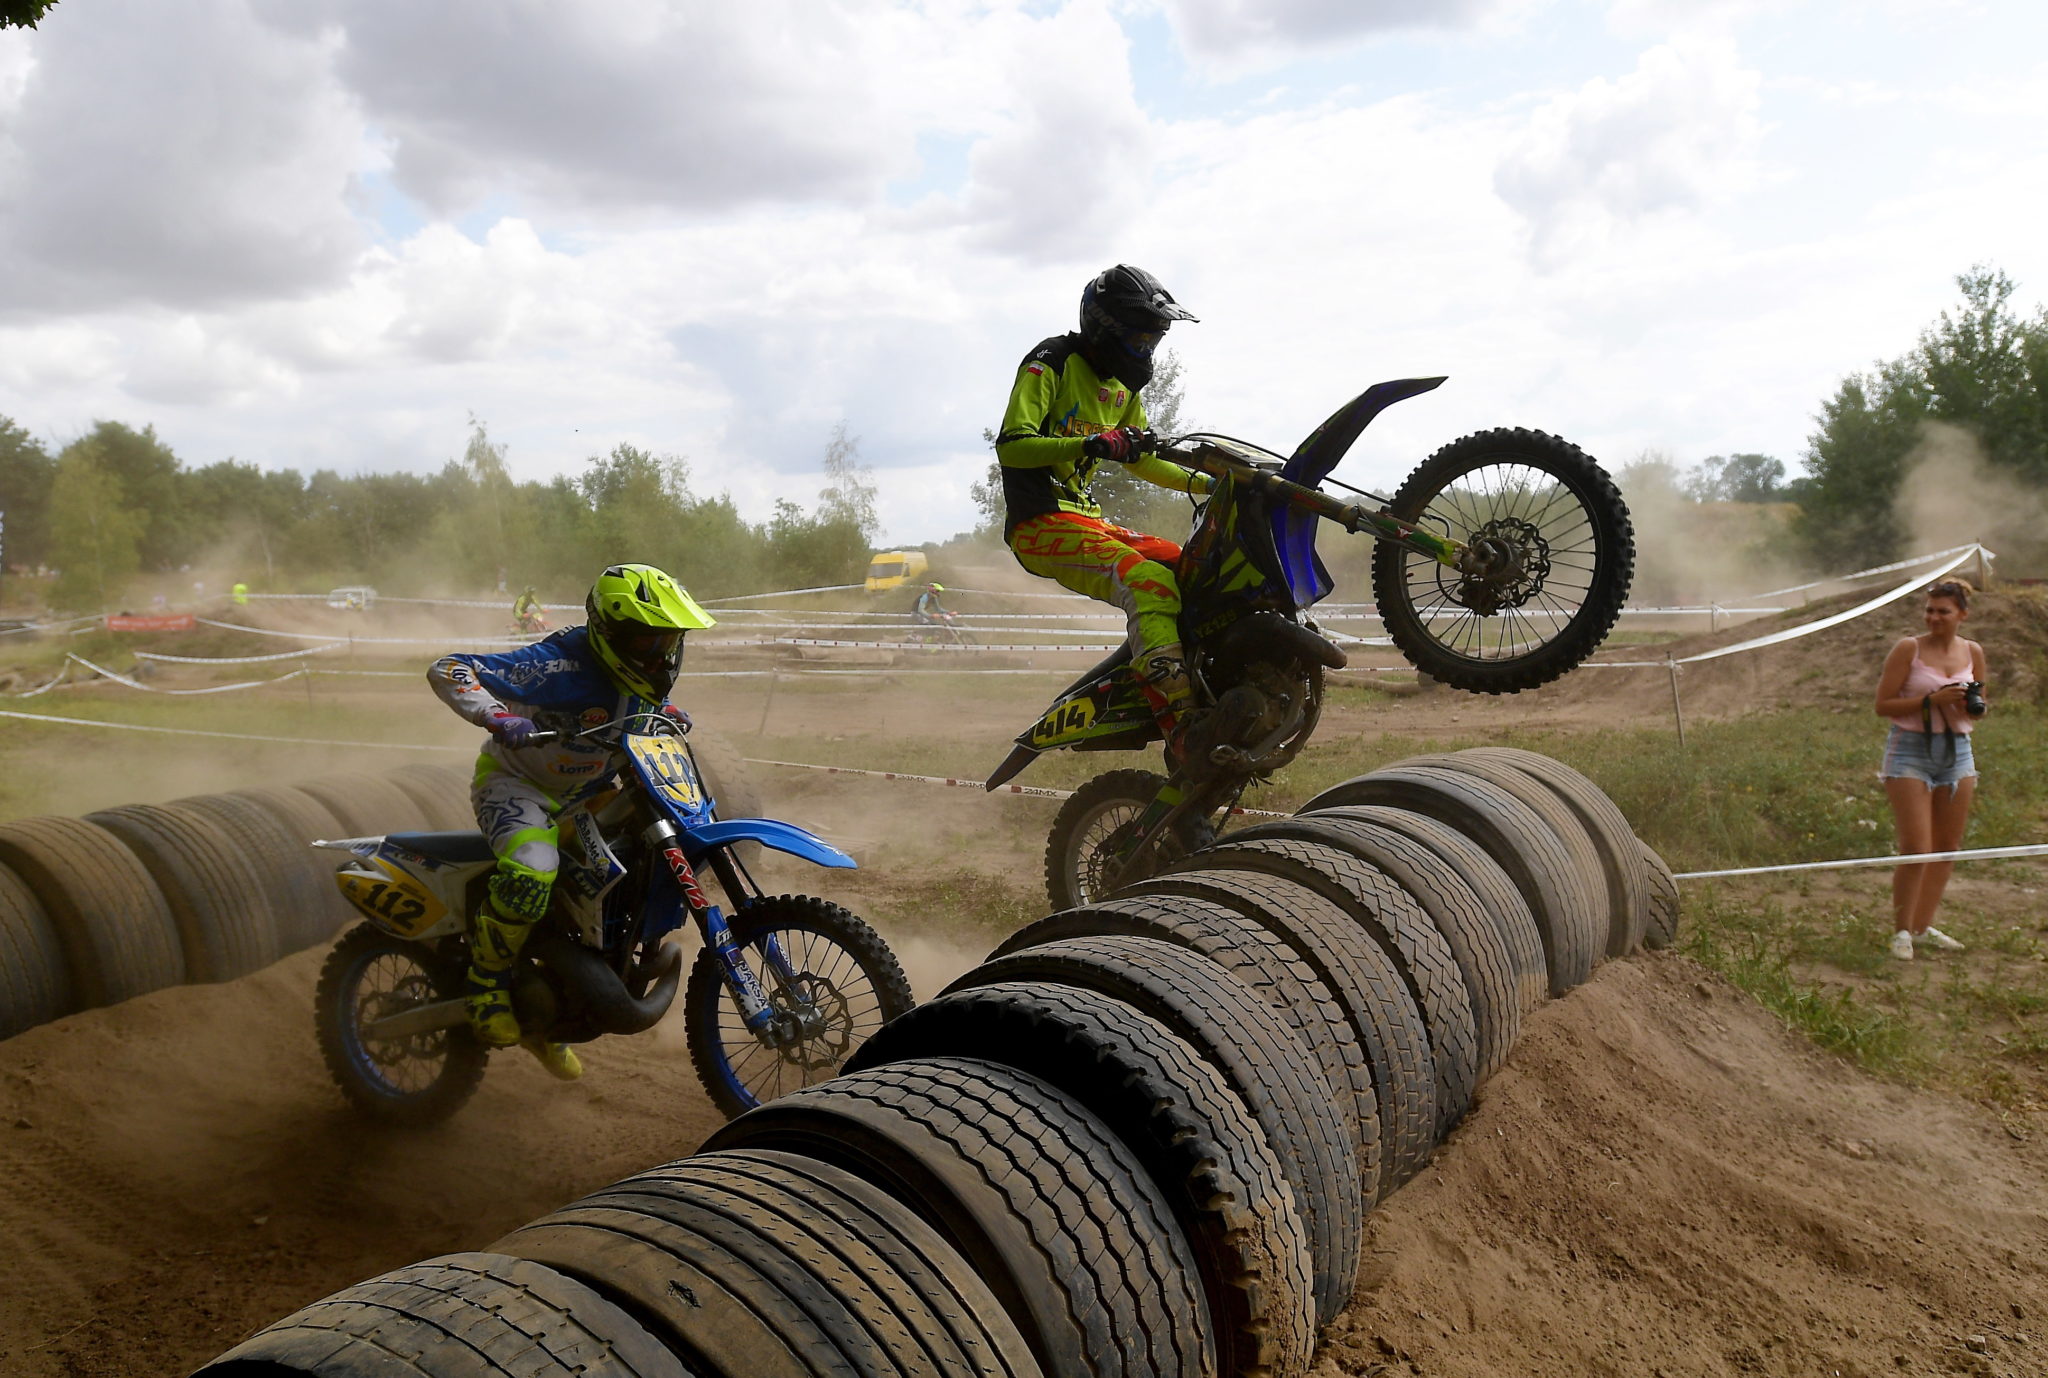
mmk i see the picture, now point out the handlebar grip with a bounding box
[526,729,560,744]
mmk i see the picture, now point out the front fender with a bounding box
[683,818,857,869]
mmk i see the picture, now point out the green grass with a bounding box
[1680,886,1927,1076]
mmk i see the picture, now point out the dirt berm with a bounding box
[2,936,2042,1377]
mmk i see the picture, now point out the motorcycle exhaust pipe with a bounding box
[527,933,684,1036]
[360,940,685,1044]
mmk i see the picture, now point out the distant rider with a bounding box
[427,563,714,1080]
[912,582,950,626]
[513,585,546,634]
[994,264,1212,746]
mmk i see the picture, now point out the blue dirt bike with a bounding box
[313,714,912,1124]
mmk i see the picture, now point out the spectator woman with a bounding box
[1873,578,1988,959]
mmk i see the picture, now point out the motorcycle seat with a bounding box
[386,831,496,864]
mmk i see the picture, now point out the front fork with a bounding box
[658,843,798,1045]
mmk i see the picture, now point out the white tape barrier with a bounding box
[743,755,1289,817]
[0,669,70,698]
[196,618,528,648]
[65,654,311,696]
[1735,543,1985,604]
[135,645,339,665]
[1577,545,1983,672]
[1676,841,2048,880]
[701,583,864,604]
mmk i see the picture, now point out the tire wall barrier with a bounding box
[191,750,1684,1378]
[0,763,473,1041]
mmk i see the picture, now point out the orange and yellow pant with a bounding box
[1009,512,1184,656]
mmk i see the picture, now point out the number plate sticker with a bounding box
[628,733,702,813]
[340,860,447,938]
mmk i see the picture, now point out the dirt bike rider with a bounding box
[995,264,1211,746]
[512,585,545,633]
[427,563,715,1080]
[911,582,950,626]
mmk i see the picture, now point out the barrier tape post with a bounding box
[1667,657,1685,747]
[756,669,780,738]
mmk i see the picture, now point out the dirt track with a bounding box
[3,592,2047,1376]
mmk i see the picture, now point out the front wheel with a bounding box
[315,922,486,1126]
[685,895,914,1120]
[1371,428,1633,694]
[1045,768,1198,911]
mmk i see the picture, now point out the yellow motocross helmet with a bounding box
[585,563,715,702]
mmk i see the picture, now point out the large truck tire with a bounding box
[0,816,183,1008]
[847,982,1316,1378]
[1452,747,1648,956]
[86,802,281,982]
[1232,811,1522,1081]
[1393,752,1616,964]
[1126,866,1437,1193]
[192,1250,690,1377]
[178,791,350,956]
[1303,766,1599,998]
[995,894,1382,1204]
[0,862,73,1039]
[948,933,1363,1326]
[702,1058,1210,1378]
[1189,836,1482,1138]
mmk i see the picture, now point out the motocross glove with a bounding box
[1081,426,1147,465]
[486,711,539,748]
[659,703,693,733]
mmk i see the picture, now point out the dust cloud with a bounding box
[1619,456,1813,608]
[1894,420,2047,577]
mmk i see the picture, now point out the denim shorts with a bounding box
[1880,725,1977,790]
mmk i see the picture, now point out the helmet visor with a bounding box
[614,627,683,677]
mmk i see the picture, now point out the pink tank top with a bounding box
[1888,653,1975,735]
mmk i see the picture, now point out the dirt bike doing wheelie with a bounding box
[986,376,1635,908]
[313,713,912,1125]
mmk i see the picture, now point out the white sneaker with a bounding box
[1889,930,1914,961]
[1918,927,1965,952]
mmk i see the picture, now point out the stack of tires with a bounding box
[0,764,468,1041]
[195,749,1678,1378]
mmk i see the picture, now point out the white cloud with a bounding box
[1,0,2046,554]
[0,0,369,315]
[1158,0,1511,63]
[1494,34,1762,267]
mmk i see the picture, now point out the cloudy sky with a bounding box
[2,0,2044,545]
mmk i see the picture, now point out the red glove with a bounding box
[1082,426,1146,464]
[659,703,693,733]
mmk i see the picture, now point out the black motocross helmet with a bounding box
[1078,264,1196,390]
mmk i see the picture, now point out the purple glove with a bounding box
[659,703,693,733]
[487,711,539,748]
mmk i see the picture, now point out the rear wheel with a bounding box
[1372,427,1633,693]
[1044,768,1197,910]
[315,921,486,1126]
[685,895,914,1120]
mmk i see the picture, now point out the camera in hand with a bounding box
[1962,680,1987,718]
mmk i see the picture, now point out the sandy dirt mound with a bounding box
[5,928,2044,1375]
[1325,952,2048,1378]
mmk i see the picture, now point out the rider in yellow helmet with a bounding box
[427,563,714,1079]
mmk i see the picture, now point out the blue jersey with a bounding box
[427,626,658,802]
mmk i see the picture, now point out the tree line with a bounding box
[0,417,882,611]
[3,267,2040,612]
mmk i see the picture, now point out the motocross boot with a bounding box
[523,1037,584,1082]
[1134,642,1198,760]
[463,902,534,1048]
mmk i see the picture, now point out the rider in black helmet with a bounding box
[996,265,1211,745]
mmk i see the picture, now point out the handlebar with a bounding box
[511,711,686,750]
[1154,433,1464,565]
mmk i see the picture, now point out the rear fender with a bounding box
[683,819,856,870]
